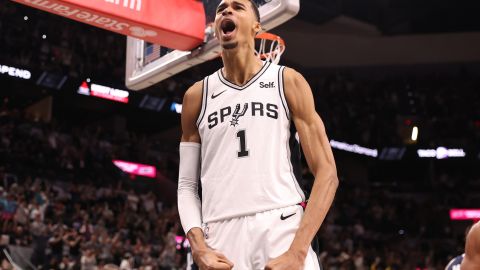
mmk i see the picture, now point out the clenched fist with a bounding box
[193,248,234,270]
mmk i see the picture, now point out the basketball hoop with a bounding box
[255,32,285,64]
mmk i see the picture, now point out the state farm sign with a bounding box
[104,0,142,12]
[12,0,205,51]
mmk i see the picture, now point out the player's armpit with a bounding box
[181,80,203,143]
[282,67,339,257]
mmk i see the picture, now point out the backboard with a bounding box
[125,0,300,90]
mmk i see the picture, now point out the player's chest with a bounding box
[203,87,282,131]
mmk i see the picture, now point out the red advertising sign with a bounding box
[113,160,156,178]
[12,0,205,51]
[450,209,480,221]
[77,81,129,103]
[90,83,129,103]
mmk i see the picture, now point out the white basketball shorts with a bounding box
[203,204,321,270]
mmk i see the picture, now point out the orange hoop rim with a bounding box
[255,32,285,62]
[255,32,286,46]
[218,32,286,62]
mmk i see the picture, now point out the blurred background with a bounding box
[0,0,480,269]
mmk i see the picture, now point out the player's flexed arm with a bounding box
[265,68,339,270]
[462,221,480,270]
[178,81,234,270]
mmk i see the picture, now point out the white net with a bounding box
[255,32,285,64]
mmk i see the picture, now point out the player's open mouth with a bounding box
[221,19,236,38]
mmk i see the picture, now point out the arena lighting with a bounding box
[411,126,418,141]
[170,102,183,114]
[77,81,90,96]
[175,235,190,250]
[450,209,480,221]
[417,147,466,159]
[175,236,184,250]
[329,140,378,157]
[112,160,156,178]
[0,64,31,80]
[77,81,129,103]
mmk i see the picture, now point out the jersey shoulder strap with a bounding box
[196,75,210,127]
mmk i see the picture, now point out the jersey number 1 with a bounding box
[236,130,249,157]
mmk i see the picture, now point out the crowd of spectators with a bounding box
[0,175,184,270]
[0,109,183,269]
[1,107,477,270]
[308,71,480,147]
[316,180,478,270]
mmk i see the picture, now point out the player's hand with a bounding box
[264,250,305,270]
[193,248,234,270]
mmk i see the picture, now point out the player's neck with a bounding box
[221,46,263,86]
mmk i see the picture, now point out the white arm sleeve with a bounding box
[177,142,202,235]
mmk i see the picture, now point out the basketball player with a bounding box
[177,0,339,269]
[446,221,480,270]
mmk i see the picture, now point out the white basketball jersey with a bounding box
[197,62,305,223]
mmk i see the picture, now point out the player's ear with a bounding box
[253,21,262,35]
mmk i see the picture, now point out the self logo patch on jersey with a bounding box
[259,82,275,88]
[230,103,248,127]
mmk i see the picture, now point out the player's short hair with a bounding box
[248,0,260,23]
